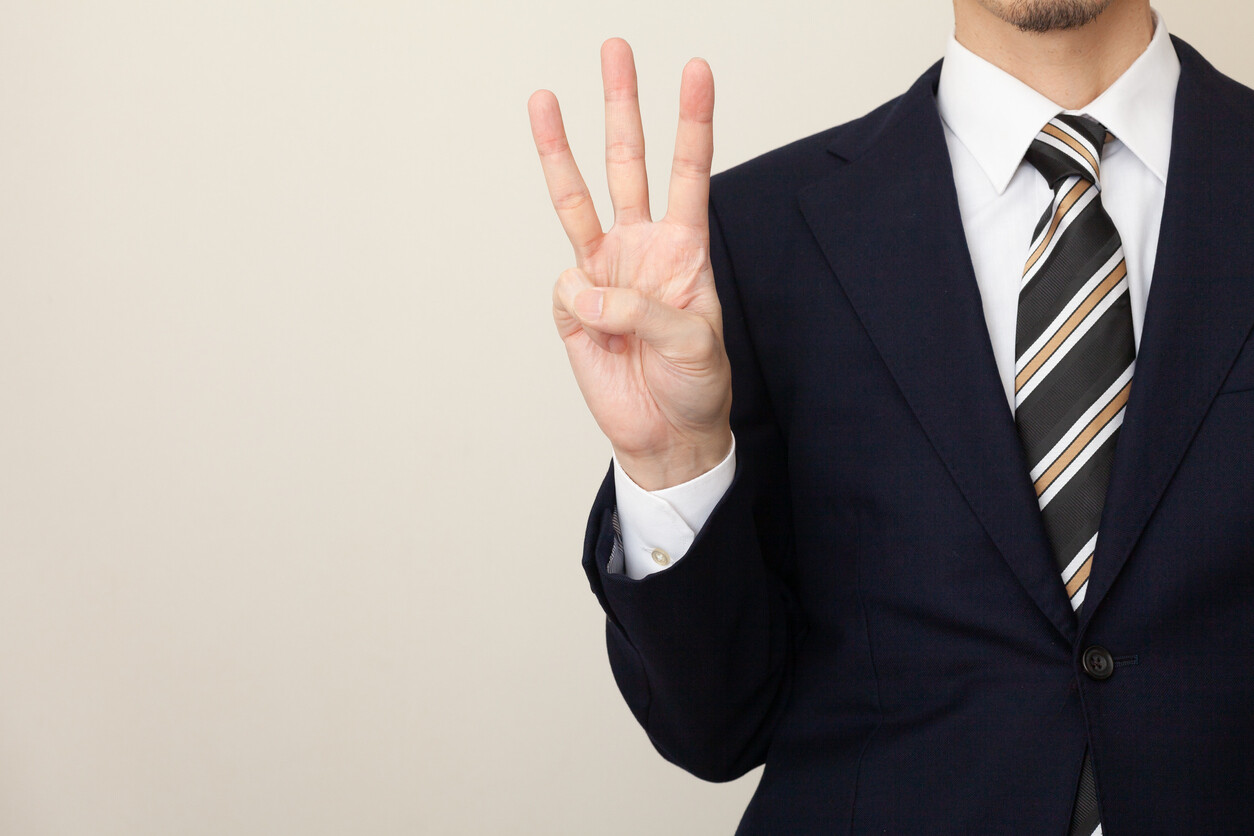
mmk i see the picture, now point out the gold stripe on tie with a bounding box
[1042,123,1101,177]
[1064,554,1094,599]
[1015,260,1128,393]
[1033,381,1132,496]
[1023,179,1092,275]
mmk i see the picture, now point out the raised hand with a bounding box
[529,39,733,490]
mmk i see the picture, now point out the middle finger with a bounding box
[601,38,651,225]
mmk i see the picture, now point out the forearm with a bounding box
[584,442,799,781]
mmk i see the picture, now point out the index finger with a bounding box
[664,58,715,230]
[528,89,604,262]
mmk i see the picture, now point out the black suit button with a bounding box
[1082,646,1115,681]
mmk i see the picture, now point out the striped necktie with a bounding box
[1014,114,1135,836]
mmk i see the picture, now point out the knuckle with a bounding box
[535,135,571,158]
[552,188,591,213]
[671,156,711,179]
[603,86,640,104]
[571,233,600,255]
[606,139,645,167]
[625,290,652,322]
[603,288,645,325]
[691,322,723,360]
[612,202,646,220]
[676,319,723,365]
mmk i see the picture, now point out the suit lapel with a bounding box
[798,69,1077,642]
[1081,39,1254,627]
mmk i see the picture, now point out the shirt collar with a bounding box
[937,12,1180,194]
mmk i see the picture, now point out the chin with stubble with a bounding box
[976,0,1115,32]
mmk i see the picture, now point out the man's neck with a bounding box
[952,0,1155,109]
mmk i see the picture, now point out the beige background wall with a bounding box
[0,2,1248,834]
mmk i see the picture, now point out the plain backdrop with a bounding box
[1,2,1251,834]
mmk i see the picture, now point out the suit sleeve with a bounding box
[580,195,802,783]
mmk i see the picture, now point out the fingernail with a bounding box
[575,289,603,321]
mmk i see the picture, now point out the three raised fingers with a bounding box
[530,43,715,260]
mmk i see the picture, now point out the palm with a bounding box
[531,40,732,486]
[562,221,720,455]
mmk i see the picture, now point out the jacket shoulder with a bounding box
[1172,35,1254,106]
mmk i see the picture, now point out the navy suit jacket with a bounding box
[582,38,1254,834]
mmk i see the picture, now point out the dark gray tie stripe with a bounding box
[1017,207,1123,350]
[1015,115,1135,836]
[1039,435,1120,563]
[1069,751,1102,835]
[1016,304,1135,458]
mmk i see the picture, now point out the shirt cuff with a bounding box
[611,437,737,580]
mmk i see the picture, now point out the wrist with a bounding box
[613,426,734,491]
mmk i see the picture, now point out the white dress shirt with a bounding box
[614,16,1181,580]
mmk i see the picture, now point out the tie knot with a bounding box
[1024,115,1111,188]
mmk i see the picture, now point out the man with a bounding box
[529,1,1254,831]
